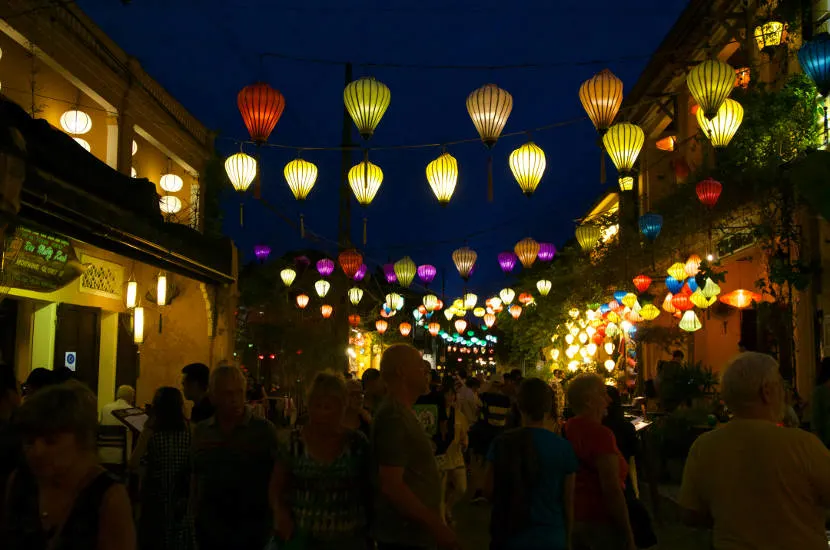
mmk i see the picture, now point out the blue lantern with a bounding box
[599,303,611,314]
[613,290,627,303]
[665,276,683,294]
[798,33,830,96]
[686,277,699,293]
[639,213,663,241]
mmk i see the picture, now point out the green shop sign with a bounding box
[3,226,83,292]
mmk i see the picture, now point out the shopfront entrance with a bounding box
[54,303,100,393]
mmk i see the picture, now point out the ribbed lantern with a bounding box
[640,303,660,321]
[602,123,644,178]
[348,287,364,306]
[348,160,383,206]
[671,292,694,312]
[665,276,683,295]
[639,213,663,241]
[509,304,523,319]
[719,289,761,309]
[579,69,623,132]
[497,252,517,274]
[514,237,540,268]
[296,294,310,309]
[667,262,687,281]
[685,255,702,277]
[473,307,486,318]
[386,293,404,311]
[686,59,735,119]
[443,309,454,321]
[417,265,437,285]
[575,224,602,251]
[412,308,423,322]
[696,98,743,148]
[701,278,722,299]
[284,158,318,200]
[509,142,546,197]
[280,268,296,287]
[238,82,286,143]
[338,249,363,279]
[538,243,556,262]
[375,319,388,334]
[463,293,478,310]
[621,293,638,308]
[317,259,335,277]
[426,152,459,205]
[344,77,391,140]
[348,314,361,327]
[483,313,496,328]
[798,33,830,96]
[452,247,477,280]
[696,178,722,208]
[690,289,715,309]
[321,305,333,319]
[354,264,367,282]
[314,279,331,298]
[518,292,534,306]
[466,84,513,148]
[679,310,702,332]
[160,173,184,193]
[399,322,412,337]
[382,264,397,284]
[423,294,439,312]
[500,288,515,304]
[536,279,552,296]
[633,274,652,293]
[428,322,441,336]
[224,153,257,192]
[60,110,92,135]
[254,245,271,262]
[454,319,468,334]
[662,293,676,313]
[394,257,417,288]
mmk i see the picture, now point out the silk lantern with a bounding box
[696,98,743,148]
[639,213,663,241]
[679,310,702,332]
[466,83,512,148]
[452,247,477,280]
[344,77,391,140]
[225,153,257,192]
[455,319,468,333]
[602,122,644,179]
[296,294,310,309]
[509,142,546,197]
[348,287,364,306]
[500,288,515,305]
[280,268,296,287]
[428,322,440,336]
[348,314,361,327]
[399,322,412,337]
[719,289,761,309]
[687,59,735,119]
[575,224,602,251]
[798,33,830,96]
[498,252,517,274]
[238,82,285,143]
[314,279,331,298]
[515,237,540,268]
[321,305,333,319]
[509,304,522,319]
[484,313,496,328]
[633,274,652,293]
[537,279,552,296]
[696,178,722,208]
[375,319,388,334]
[426,152,458,205]
[338,249,363,279]
[417,265,437,285]
[394,256,417,288]
[423,294,439,311]
[284,158,318,200]
[578,69,623,132]
[538,243,556,262]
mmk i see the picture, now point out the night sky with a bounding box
[79,0,689,297]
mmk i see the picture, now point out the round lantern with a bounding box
[754,21,785,51]
[160,173,184,193]
[685,254,702,277]
[639,213,663,241]
[452,247,477,280]
[514,237,540,268]
[417,265,437,285]
[443,309,454,321]
[798,33,830,96]
[518,292,534,306]
[686,59,735,119]
[602,122,645,177]
[483,313,496,328]
[344,77,391,140]
[316,259,334,277]
[338,249,363,279]
[348,314,361,327]
[314,279,331,298]
[224,153,257,192]
[254,245,271,262]
[696,98,743,148]
[633,274,652,293]
[428,322,440,336]
[159,196,182,214]
[578,69,623,132]
[280,268,296,287]
[454,319,468,334]
[696,177,722,208]
[500,288,515,304]
[296,294,310,309]
[575,224,602,251]
[375,319,388,334]
[394,256,417,288]
[509,304,523,319]
[284,158,318,201]
[348,160,383,206]
[423,294,439,311]
[538,243,556,262]
[719,289,761,309]
[640,303,660,321]
[508,142,546,197]
[679,310,702,332]
[466,83,513,148]
[70,134,88,151]
[667,262,687,281]
[399,322,412,337]
[59,110,92,134]
[321,305,333,319]
[665,276,683,294]
[426,152,458,205]
[386,293,404,311]
[237,82,286,143]
[348,287,364,306]
[498,252,517,274]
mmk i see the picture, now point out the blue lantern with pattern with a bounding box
[686,277,699,293]
[665,276,684,294]
[639,213,663,241]
[613,290,627,303]
[798,33,830,96]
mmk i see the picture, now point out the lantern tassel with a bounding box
[363,217,368,245]
[487,155,493,203]
[600,144,606,184]
[158,312,163,334]
[300,214,305,238]
[239,202,244,228]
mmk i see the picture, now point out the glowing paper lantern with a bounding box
[428,322,441,336]
[498,252,517,274]
[133,306,145,344]
[423,294,438,311]
[463,293,478,310]
[667,262,687,281]
[798,33,830,96]
[159,196,182,214]
[514,237,540,268]
[482,313,495,329]
[690,289,715,309]
[254,245,271,261]
[685,255,702,277]
[536,279,552,296]
[500,288,515,304]
[662,293,677,313]
[639,213,663,241]
[338,249,363,279]
[443,309,454,321]
[575,224,602,251]
[72,136,88,153]
[417,265,437,285]
[314,279,331,298]
[696,98,743,148]
[719,289,762,309]
[296,294,310,309]
[394,257,417,288]
[655,136,676,151]
[473,307,486,318]
[280,268,296,287]
[602,122,644,176]
[466,84,513,148]
[60,110,92,134]
[399,322,412,337]
[754,21,785,51]
[348,314,361,327]
[452,247,477,280]
[354,264,367,282]
[509,142,546,197]
[538,243,556,262]
[701,278,722,299]
[348,287,364,306]
[578,69,623,131]
[640,303,660,321]
[679,310,702,332]
[316,259,334,277]
[518,293,534,306]
[375,319,388,334]
[671,292,693,312]
[664,276,683,294]
[344,77,391,140]
[386,293,404,311]
[238,82,286,143]
[160,173,183,193]
[696,178,722,208]
[284,158,318,200]
[413,308,424,321]
[633,274,652,293]
[687,59,735,119]
[618,177,634,192]
[225,153,257,192]
[348,160,383,206]
[426,152,458,205]
[383,264,397,284]
[509,304,522,319]
[455,319,468,333]
[321,305,333,318]
[621,293,638,309]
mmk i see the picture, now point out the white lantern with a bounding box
[315,279,331,298]
[157,272,167,306]
[159,196,182,214]
[60,110,92,135]
[132,140,138,155]
[126,279,137,309]
[225,153,257,192]
[73,138,91,152]
[133,306,145,344]
[131,167,137,178]
[160,173,184,193]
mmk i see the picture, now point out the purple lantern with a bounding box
[253,244,271,261]
[498,251,517,274]
[538,243,556,262]
[316,258,335,277]
[294,256,310,269]
[354,263,367,282]
[383,264,397,284]
[417,264,437,285]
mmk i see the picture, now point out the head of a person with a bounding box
[116,385,135,405]
[181,362,210,402]
[53,366,75,384]
[817,357,830,386]
[605,385,624,421]
[15,381,98,480]
[553,369,565,381]
[442,380,457,407]
[466,377,481,394]
[501,372,515,392]
[721,352,785,422]
[672,350,685,362]
[150,386,186,431]
[361,368,383,398]
[24,368,55,397]
[510,368,523,383]
[380,344,429,398]
[346,379,364,412]
[209,365,247,419]
[567,373,610,420]
[517,378,553,423]
[307,372,347,428]
[0,365,20,420]
[457,368,468,381]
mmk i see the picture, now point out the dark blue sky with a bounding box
[79,0,688,297]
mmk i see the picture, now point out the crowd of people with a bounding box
[1,348,830,549]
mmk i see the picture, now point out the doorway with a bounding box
[54,304,100,393]
[115,312,138,398]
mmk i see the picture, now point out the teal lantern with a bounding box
[639,213,663,241]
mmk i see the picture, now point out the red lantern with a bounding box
[418,305,427,315]
[375,319,388,334]
[435,299,444,311]
[338,249,363,279]
[428,322,440,336]
[671,293,693,312]
[321,304,333,318]
[633,274,652,293]
[348,314,361,327]
[518,292,533,305]
[237,82,286,143]
[696,177,722,208]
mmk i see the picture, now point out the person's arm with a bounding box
[269,459,294,540]
[127,427,152,472]
[678,442,713,529]
[98,484,136,550]
[596,454,636,550]
[563,473,575,550]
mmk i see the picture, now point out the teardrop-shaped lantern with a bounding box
[338,249,363,279]
[375,319,388,334]
[393,257,417,288]
[417,265,437,285]
[443,309,454,321]
[348,287,364,306]
[348,314,361,327]
[798,33,830,96]
[667,262,687,281]
[640,303,660,321]
[575,224,602,251]
[633,274,652,293]
[701,278,722,299]
[423,294,439,311]
[509,142,546,197]
[602,122,644,177]
[428,322,441,336]
[348,160,383,206]
[466,84,513,148]
[696,98,743,148]
[500,288,515,305]
[280,267,296,287]
[284,158,318,200]
[399,322,412,337]
[321,304,333,319]
[696,177,722,208]
[509,304,522,319]
[514,237,540,269]
[454,319,468,334]
[679,310,702,332]
[344,77,391,140]
[536,279,552,296]
[452,247,477,280]
[483,313,496,328]
[462,293,477,311]
[314,279,331,298]
[225,153,257,192]
[386,292,405,311]
[579,69,624,132]
[237,82,286,143]
[296,294,310,309]
[426,152,458,205]
[498,252,517,274]
[639,213,663,241]
[686,59,735,119]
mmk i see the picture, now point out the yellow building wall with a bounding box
[132,133,198,221]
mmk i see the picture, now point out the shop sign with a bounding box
[3,226,82,292]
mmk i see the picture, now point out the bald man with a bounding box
[372,344,458,550]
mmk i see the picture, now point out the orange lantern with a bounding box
[509,304,523,319]
[338,249,363,279]
[662,293,677,313]
[237,82,286,143]
[375,319,388,334]
[519,292,534,305]
[633,274,652,293]
[455,319,468,333]
[484,313,496,328]
[655,136,676,151]
[514,237,540,268]
[428,322,440,336]
[296,294,310,309]
[685,254,702,277]
[735,67,750,89]
[348,314,361,327]
[671,293,693,312]
[321,304,333,318]
[399,322,412,336]
[719,289,762,309]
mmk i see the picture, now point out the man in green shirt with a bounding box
[372,344,458,550]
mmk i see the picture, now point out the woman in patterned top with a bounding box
[129,387,194,550]
[271,372,372,550]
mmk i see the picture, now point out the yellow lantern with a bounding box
[344,76,391,140]
[463,293,478,310]
[423,294,439,311]
[455,319,468,333]
[386,293,404,311]
[452,247,477,280]
[696,98,743,148]
[500,288,515,304]
[280,267,296,287]
[685,254,702,277]
[690,289,715,309]
[296,294,310,309]
[514,237,540,268]
[315,279,331,298]
[473,307,486,318]
[348,160,383,206]
[484,313,496,328]
[575,224,601,252]
[156,272,167,306]
[426,152,458,205]
[133,306,145,344]
[508,142,546,197]
[754,21,785,51]
[687,59,735,120]
[126,279,137,309]
[394,256,417,288]
[225,153,257,192]
[679,310,702,332]
[466,83,513,148]
[284,158,318,200]
[618,176,634,192]
[640,303,661,321]
[348,287,364,306]
[668,262,687,280]
[159,196,182,214]
[578,69,623,132]
[621,293,638,309]
[443,309,454,321]
[602,122,644,177]
[536,279,552,296]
